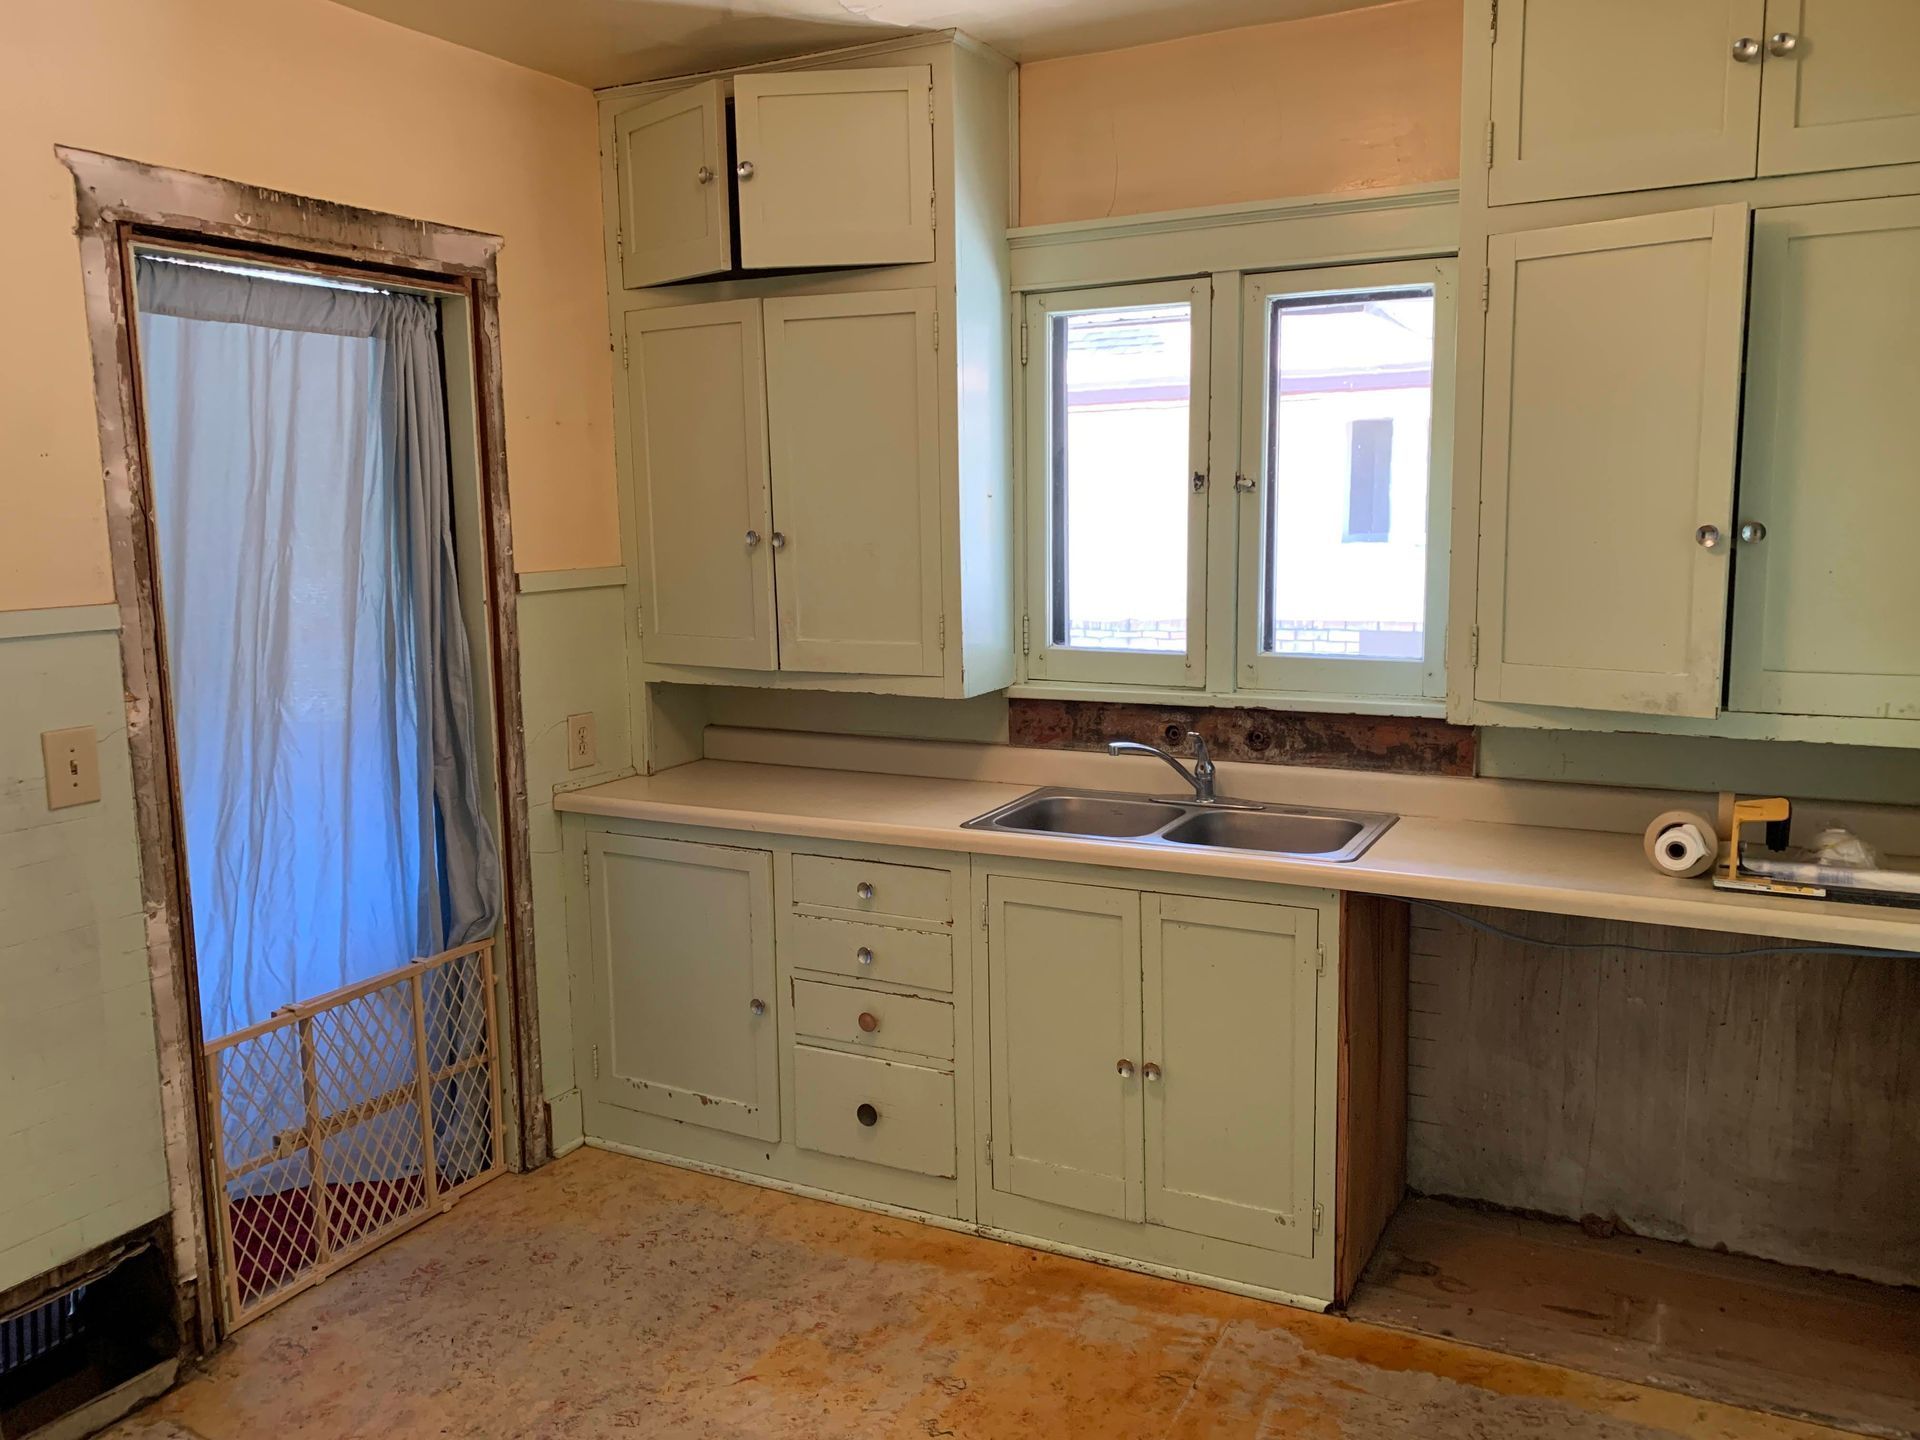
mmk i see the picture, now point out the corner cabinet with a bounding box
[565,817,1367,1309]
[1487,0,1920,206]
[600,36,1015,700]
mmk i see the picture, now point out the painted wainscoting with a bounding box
[0,608,171,1293]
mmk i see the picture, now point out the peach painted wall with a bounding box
[0,0,618,612]
[1018,0,1462,226]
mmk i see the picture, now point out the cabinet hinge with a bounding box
[1018,318,1029,366]
[1316,946,1327,977]
[932,309,940,352]
[984,1136,993,1173]
[938,614,947,651]
[1313,1201,1325,1234]
[615,228,624,264]
[979,898,988,932]
[930,186,938,232]
[1020,613,1032,656]
[1488,0,1498,42]
[1480,269,1491,313]
[582,850,591,886]
[621,330,630,370]
[928,87,936,122]
[635,603,644,638]
[1470,624,1481,668]
[591,1045,601,1080]
[1485,119,1496,169]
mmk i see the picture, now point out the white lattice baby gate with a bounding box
[201,939,504,1328]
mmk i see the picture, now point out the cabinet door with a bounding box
[625,301,777,671]
[1758,0,1920,176]
[1488,0,1764,205]
[1142,897,1320,1256]
[763,290,943,677]
[732,66,935,270]
[1477,206,1750,716]
[986,877,1143,1223]
[614,80,733,288]
[585,833,779,1141]
[1730,197,1920,719]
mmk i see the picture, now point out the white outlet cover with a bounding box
[566,712,598,771]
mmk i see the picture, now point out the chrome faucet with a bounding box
[1107,732,1219,804]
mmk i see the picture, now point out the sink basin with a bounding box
[989,793,1190,837]
[962,787,1395,863]
[1160,808,1367,857]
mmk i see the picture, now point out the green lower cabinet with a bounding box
[984,873,1327,1264]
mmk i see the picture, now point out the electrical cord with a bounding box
[1407,899,1920,961]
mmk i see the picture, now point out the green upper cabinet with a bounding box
[1487,0,1920,207]
[732,67,936,271]
[614,80,733,288]
[1488,0,1764,206]
[1729,196,1920,720]
[1475,205,1750,717]
[1757,0,1920,177]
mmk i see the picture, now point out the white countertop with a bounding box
[554,760,1920,952]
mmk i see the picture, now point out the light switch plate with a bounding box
[566,712,598,772]
[43,726,101,809]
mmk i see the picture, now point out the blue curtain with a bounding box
[136,257,500,1041]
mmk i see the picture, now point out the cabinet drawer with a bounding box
[784,913,952,992]
[791,978,953,1060]
[791,852,952,925]
[793,1044,954,1178]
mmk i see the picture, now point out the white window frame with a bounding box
[1235,259,1455,703]
[1021,278,1213,689]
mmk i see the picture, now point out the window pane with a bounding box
[1263,289,1433,662]
[1050,303,1190,653]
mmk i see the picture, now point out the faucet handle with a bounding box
[1186,730,1212,759]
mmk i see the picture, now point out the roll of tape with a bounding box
[1643,809,1720,879]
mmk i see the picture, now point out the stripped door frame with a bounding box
[59,148,543,1353]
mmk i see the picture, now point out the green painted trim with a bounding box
[517,567,628,595]
[1006,181,1461,248]
[0,604,121,641]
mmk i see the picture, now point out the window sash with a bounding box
[1022,278,1213,689]
[1234,259,1455,702]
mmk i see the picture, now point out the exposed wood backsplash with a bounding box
[1007,699,1477,776]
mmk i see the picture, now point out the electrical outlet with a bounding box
[566,712,598,772]
[42,726,101,809]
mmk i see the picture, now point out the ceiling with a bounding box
[332,0,1393,89]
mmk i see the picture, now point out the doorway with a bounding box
[63,148,543,1348]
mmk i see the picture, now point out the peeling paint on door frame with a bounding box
[58,146,547,1352]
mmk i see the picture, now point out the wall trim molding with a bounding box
[1008,181,1461,292]
[517,566,627,595]
[0,603,122,641]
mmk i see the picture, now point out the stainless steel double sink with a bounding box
[961,787,1396,863]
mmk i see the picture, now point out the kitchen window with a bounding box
[1020,258,1452,710]
[1021,278,1211,687]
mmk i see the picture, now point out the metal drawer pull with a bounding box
[696,165,714,184]
[769,531,787,551]
[1116,1059,1135,1078]
[857,1011,880,1033]
[1739,520,1767,544]
[736,160,755,180]
[1767,31,1798,56]
[744,529,760,548]
[749,997,766,1017]
[856,1102,879,1127]
[1696,523,1722,550]
[855,881,875,900]
[855,946,874,967]
[1142,1062,1162,1082]
[1732,36,1761,61]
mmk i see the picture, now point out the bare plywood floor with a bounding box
[112,1149,1859,1440]
[1350,1198,1920,1439]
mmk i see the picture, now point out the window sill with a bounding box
[1005,680,1449,720]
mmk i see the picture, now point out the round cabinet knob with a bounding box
[1116,1059,1136,1079]
[1739,520,1768,544]
[855,946,875,967]
[749,997,766,1017]
[857,1011,880,1034]
[855,881,875,901]
[744,529,761,549]
[769,531,787,551]
[736,160,755,180]
[1695,523,1723,550]
[1142,1062,1163,1082]
[1732,36,1761,61]
[856,1102,879,1127]
[696,165,714,185]
[1767,31,1798,56]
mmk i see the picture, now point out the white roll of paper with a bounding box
[1643,809,1720,879]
